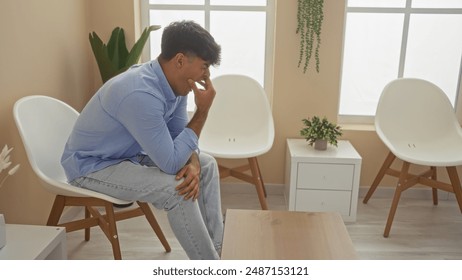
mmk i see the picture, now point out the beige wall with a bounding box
[0,0,137,224]
[0,0,91,224]
[1,0,459,224]
[86,0,138,94]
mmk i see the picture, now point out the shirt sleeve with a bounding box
[167,94,189,140]
[115,92,198,175]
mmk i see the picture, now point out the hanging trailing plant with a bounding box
[296,0,324,73]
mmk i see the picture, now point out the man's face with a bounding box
[176,54,210,96]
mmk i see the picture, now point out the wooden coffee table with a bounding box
[221,209,357,260]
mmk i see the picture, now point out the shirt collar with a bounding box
[151,59,177,102]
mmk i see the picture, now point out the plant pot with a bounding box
[314,139,327,150]
[0,214,5,249]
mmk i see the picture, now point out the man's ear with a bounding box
[174,53,185,68]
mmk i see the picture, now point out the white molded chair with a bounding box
[199,74,275,210]
[362,78,462,237]
[13,95,171,259]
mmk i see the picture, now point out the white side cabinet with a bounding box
[285,139,362,222]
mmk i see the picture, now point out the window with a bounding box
[339,0,462,124]
[140,0,275,111]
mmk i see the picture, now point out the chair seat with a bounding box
[36,157,135,205]
[200,137,273,158]
[41,176,134,205]
[388,137,462,167]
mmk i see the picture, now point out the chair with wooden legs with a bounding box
[362,78,462,237]
[14,95,171,259]
[199,75,275,210]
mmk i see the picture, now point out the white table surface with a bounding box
[0,224,67,260]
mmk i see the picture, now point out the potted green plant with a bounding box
[300,116,342,150]
[89,25,161,83]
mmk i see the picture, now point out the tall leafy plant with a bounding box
[296,0,324,73]
[89,25,160,83]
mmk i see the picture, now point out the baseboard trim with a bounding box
[221,182,456,201]
[358,185,455,201]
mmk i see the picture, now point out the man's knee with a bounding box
[199,153,218,171]
[163,191,195,212]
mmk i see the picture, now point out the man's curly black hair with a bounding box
[160,20,221,66]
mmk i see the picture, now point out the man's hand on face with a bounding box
[188,69,215,114]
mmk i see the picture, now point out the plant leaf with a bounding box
[125,25,161,67]
[116,29,129,69]
[89,32,119,83]
[106,27,129,71]
[8,164,20,175]
[107,27,120,59]
[0,144,12,160]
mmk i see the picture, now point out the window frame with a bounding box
[139,0,276,108]
[338,0,462,125]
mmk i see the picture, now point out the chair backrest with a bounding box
[13,95,78,187]
[200,74,275,157]
[375,78,462,159]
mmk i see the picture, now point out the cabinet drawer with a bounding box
[297,163,354,191]
[295,189,351,216]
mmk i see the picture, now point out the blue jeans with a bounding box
[70,153,223,260]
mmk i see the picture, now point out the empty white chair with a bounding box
[363,78,462,237]
[13,95,170,259]
[199,75,275,210]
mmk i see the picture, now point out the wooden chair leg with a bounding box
[253,159,267,198]
[85,206,90,241]
[248,157,269,210]
[46,195,66,226]
[446,167,462,213]
[103,202,122,260]
[384,161,410,237]
[363,152,396,203]
[431,166,438,205]
[137,202,171,252]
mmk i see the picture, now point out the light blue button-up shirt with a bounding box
[61,59,198,181]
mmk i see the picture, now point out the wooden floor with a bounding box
[66,185,462,260]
